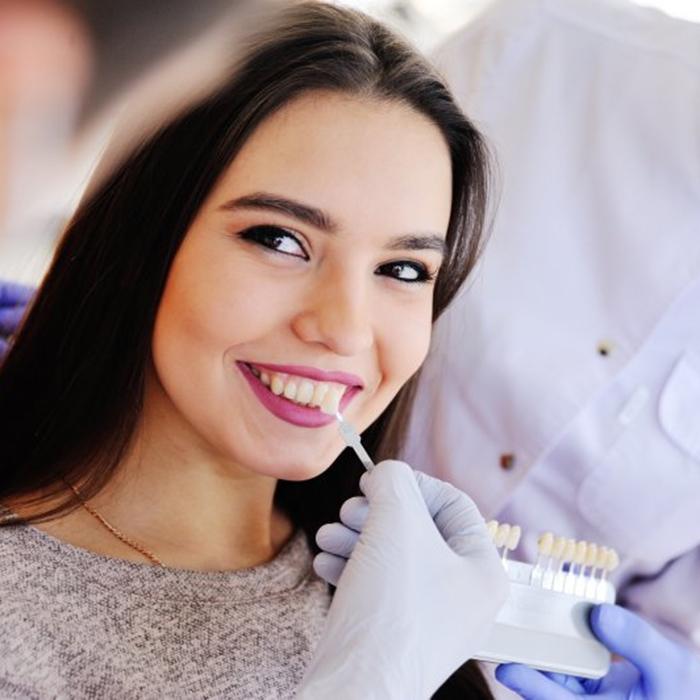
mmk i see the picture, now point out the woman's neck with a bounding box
[7,397,296,571]
[75,449,295,570]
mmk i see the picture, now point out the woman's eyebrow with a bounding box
[219,192,337,233]
[220,191,446,255]
[386,234,446,256]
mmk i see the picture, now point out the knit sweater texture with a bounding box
[0,506,330,699]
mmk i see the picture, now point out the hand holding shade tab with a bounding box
[317,389,620,681]
[300,461,508,699]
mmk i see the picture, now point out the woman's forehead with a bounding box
[210,92,453,239]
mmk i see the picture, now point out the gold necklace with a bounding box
[66,482,165,567]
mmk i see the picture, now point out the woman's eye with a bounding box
[239,225,308,259]
[376,261,435,284]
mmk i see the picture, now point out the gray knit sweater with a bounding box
[0,507,331,699]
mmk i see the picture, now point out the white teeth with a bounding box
[296,380,315,405]
[320,386,345,416]
[283,381,298,401]
[270,375,285,396]
[249,364,351,411]
[311,382,328,407]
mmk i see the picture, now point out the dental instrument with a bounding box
[334,411,375,471]
[315,387,375,470]
[474,520,619,679]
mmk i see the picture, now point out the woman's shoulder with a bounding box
[0,502,71,589]
[0,508,46,578]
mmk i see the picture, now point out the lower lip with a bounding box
[236,362,360,428]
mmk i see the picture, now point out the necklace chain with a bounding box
[66,482,165,567]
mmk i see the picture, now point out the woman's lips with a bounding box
[247,361,363,388]
[236,361,360,428]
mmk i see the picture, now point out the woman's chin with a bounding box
[232,437,344,479]
[269,459,335,482]
[226,453,322,481]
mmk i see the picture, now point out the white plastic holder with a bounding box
[473,560,616,678]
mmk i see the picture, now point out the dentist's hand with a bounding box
[296,460,508,700]
[0,281,34,358]
[496,603,700,700]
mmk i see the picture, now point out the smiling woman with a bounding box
[0,2,491,698]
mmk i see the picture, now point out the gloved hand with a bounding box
[496,603,700,699]
[0,281,34,357]
[296,459,509,700]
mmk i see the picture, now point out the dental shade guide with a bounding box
[323,388,616,678]
[334,411,375,471]
[315,388,376,471]
[474,520,619,679]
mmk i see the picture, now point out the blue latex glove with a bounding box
[296,460,509,699]
[496,603,700,699]
[0,281,34,357]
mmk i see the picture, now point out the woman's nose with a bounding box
[291,275,374,357]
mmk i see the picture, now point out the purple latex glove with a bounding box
[496,603,700,700]
[0,281,34,357]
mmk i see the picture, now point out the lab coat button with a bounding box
[597,341,613,357]
[499,453,516,470]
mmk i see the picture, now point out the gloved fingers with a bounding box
[589,604,681,682]
[495,664,578,699]
[313,551,346,586]
[0,281,34,306]
[339,496,368,531]
[542,672,589,693]
[0,306,26,335]
[359,462,495,560]
[316,522,359,558]
[412,469,493,558]
[358,460,428,514]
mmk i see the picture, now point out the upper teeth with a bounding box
[249,364,348,414]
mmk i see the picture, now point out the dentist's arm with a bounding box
[296,460,508,700]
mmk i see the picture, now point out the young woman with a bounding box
[0,3,495,697]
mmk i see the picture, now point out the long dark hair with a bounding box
[0,3,491,697]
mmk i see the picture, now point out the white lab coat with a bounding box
[404,0,700,678]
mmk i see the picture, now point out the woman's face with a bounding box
[151,91,452,480]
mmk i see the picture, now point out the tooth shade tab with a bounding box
[320,386,345,415]
[506,526,521,551]
[552,537,566,559]
[495,523,511,549]
[585,543,598,568]
[311,382,328,407]
[606,549,620,572]
[574,541,588,565]
[538,532,554,557]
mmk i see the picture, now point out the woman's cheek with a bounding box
[380,301,433,386]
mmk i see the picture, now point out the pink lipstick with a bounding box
[236,361,361,428]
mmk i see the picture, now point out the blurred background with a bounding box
[347,0,700,49]
[1,0,698,284]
